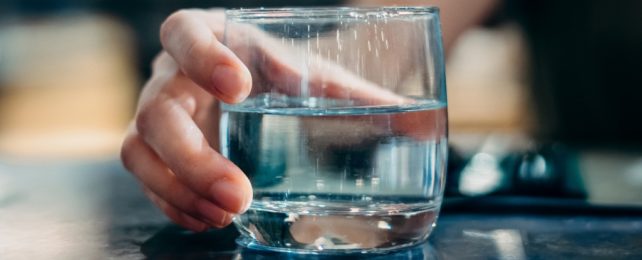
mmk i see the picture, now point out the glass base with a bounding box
[232,198,441,255]
[236,235,429,255]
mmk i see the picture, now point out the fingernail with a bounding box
[211,65,250,103]
[195,199,228,227]
[209,179,252,214]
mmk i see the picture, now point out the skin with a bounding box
[121,10,251,231]
[121,1,497,232]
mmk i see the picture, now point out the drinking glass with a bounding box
[220,7,448,254]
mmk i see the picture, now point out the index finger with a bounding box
[160,9,251,104]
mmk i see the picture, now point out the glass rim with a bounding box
[225,6,439,20]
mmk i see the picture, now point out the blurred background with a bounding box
[1,1,641,201]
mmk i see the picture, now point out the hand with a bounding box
[121,9,253,232]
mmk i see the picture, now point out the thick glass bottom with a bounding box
[233,199,440,254]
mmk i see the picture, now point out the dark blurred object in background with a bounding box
[507,0,642,146]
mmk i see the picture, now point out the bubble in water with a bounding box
[284,213,298,222]
[377,221,392,230]
[336,30,342,51]
[371,177,380,186]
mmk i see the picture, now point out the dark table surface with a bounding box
[1,158,642,259]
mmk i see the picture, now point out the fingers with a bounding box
[135,91,253,215]
[246,31,411,106]
[160,9,251,103]
[121,131,234,228]
[143,187,208,232]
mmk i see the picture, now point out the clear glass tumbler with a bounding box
[220,7,448,254]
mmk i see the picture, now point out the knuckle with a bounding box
[176,149,214,185]
[180,149,203,172]
[172,155,200,185]
[159,180,186,207]
[151,52,179,76]
[120,134,139,172]
[160,9,191,45]
[183,37,208,61]
[134,100,158,137]
[151,52,165,70]
[172,151,225,197]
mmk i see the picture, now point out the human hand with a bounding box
[121,9,254,232]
